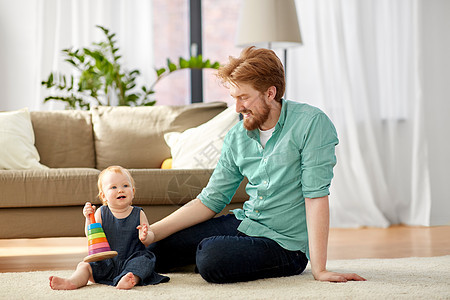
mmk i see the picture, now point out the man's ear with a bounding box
[266,86,277,101]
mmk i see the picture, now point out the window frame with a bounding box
[190,0,203,103]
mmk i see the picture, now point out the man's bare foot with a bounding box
[49,276,77,290]
[116,272,138,290]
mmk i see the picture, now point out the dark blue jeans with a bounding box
[147,214,308,283]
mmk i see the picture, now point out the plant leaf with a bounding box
[156,68,166,77]
[143,100,156,106]
[179,57,189,68]
[203,59,211,68]
[167,59,177,72]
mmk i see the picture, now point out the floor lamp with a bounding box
[236,0,302,98]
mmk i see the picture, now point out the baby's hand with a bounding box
[137,224,154,245]
[83,202,96,219]
[137,223,148,241]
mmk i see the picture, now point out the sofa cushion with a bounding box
[130,169,248,206]
[0,168,248,208]
[92,102,227,170]
[31,110,95,168]
[130,169,213,205]
[0,108,48,170]
[0,168,100,208]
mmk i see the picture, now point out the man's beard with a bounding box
[242,100,270,131]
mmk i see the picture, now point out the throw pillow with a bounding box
[0,108,48,170]
[164,105,239,169]
[31,110,95,168]
[91,102,227,170]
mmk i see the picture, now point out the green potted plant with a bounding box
[42,25,220,110]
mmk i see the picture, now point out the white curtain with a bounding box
[289,0,431,227]
[35,0,154,110]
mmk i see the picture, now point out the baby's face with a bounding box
[100,171,134,209]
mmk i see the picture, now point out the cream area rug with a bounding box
[1,256,449,299]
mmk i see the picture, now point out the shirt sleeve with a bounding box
[197,131,244,213]
[300,112,339,199]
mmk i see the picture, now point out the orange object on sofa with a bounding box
[161,158,172,169]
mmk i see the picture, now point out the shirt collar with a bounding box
[276,98,287,129]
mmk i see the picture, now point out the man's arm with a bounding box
[149,198,216,243]
[305,195,366,282]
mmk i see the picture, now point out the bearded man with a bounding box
[147,46,366,284]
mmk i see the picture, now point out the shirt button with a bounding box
[255,210,259,213]
[263,180,268,184]
[259,196,263,200]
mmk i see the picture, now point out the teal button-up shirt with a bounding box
[197,99,338,258]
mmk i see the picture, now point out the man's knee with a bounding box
[196,236,232,283]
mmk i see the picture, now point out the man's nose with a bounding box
[235,100,244,113]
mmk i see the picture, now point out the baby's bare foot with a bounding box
[116,272,138,290]
[49,276,77,290]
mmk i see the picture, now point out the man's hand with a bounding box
[313,270,366,282]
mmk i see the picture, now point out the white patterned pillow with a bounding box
[0,108,48,170]
[164,105,239,169]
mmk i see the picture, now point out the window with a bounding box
[152,0,190,105]
[203,0,241,106]
[152,0,241,106]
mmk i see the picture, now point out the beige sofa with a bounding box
[0,102,247,239]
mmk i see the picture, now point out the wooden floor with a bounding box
[0,225,449,273]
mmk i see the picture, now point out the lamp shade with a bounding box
[236,0,302,49]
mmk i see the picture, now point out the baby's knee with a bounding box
[77,261,92,271]
[77,261,94,282]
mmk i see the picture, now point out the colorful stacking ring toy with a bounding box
[83,214,118,262]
